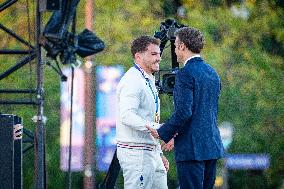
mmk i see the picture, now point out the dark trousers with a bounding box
[176,159,217,189]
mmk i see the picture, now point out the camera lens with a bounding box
[162,74,176,94]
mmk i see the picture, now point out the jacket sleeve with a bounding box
[158,69,194,143]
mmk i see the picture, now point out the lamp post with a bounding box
[84,0,95,188]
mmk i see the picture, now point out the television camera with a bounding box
[154,19,186,95]
[40,0,105,81]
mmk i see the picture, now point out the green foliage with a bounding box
[89,0,164,69]
[1,0,283,188]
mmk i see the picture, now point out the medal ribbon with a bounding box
[133,63,159,115]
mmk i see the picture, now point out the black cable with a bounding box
[67,8,77,189]
[67,66,74,189]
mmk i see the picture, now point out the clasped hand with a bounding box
[146,125,175,151]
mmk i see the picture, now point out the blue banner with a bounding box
[226,153,270,170]
[96,66,124,171]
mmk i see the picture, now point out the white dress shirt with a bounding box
[184,54,201,66]
[116,66,161,145]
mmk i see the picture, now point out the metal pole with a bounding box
[84,0,95,188]
[34,0,46,188]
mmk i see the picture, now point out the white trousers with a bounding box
[117,146,168,189]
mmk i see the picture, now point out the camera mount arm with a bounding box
[154,19,186,94]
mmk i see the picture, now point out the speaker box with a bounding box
[0,114,22,189]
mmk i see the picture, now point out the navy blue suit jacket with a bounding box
[158,57,224,162]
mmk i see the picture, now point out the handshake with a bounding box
[146,125,177,152]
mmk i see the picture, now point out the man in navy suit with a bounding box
[147,27,224,189]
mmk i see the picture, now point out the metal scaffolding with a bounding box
[0,0,46,188]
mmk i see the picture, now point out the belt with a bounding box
[117,141,156,151]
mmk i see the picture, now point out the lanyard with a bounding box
[133,63,159,114]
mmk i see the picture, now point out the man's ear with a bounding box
[134,52,141,61]
[180,43,186,51]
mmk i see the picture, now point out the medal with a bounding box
[154,112,159,123]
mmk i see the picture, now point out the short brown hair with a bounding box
[131,36,160,57]
[175,27,204,53]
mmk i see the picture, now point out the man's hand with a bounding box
[146,126,160,139]
[13,124,23,140]
[161,138,174,152]
[161,154,169,172]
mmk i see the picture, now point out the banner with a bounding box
[96,66,124,171]
[60,68,85,171]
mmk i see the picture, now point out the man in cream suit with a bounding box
[116,36,169,189]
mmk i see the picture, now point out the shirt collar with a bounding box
[184,54,201,66]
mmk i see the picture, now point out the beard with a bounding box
[176,55,183,64]
[150,61,160,73]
